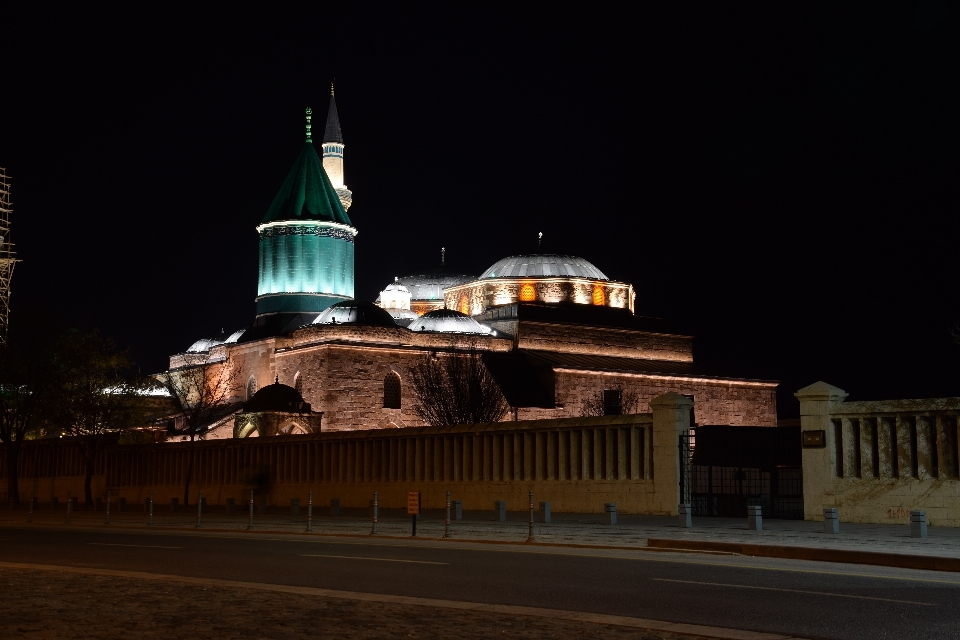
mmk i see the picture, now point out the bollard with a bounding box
[678,503,692,528]
[105,491,111,525]
[527,492,535,542]
[538,501,551,524]
[444,491,452,538]
[823,507,839,534]
[451,500,463,521]
[370,491,378,535]
[911,510,928,538]
[494,500,506,522]
[604,502,617,525]
[197,491,203,528]
[248,490,254,530]
[747,505,762,531]
[66,491,72,524]
[306,491,313,533]
[291,498,300,517]
[148,491,154,526]
[330,498,340,517]
[28,492,33,523]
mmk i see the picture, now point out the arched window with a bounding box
[294,372,303,394]
[246,377,258,400]
[383,371,401,409]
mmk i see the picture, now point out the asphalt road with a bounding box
[2,525,958,639]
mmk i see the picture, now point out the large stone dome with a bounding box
[480,254,608,280]
[407,309,492,335]
[312,300,398,327]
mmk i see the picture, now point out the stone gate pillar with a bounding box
[650,392,693,516]
[795,381,848,521]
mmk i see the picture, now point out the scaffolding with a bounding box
[0,168,17,345]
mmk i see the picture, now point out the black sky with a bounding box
[1,5,958,416]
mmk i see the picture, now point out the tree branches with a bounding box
[410,353,508,426]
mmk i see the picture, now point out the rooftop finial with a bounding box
[538,231,543,248]
[331,80,335,96]
[305,107,313,142]
[441,247,446,265]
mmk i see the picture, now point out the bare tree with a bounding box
[579,383,640,417]
[411,353,509,426]
[47,328,155,506]
[155,359,242,506]
[0,323,63,506]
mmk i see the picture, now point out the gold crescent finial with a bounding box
[331,80,335,96]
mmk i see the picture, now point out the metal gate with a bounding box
[679,429,695,506]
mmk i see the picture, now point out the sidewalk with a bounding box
[3,506,958,570]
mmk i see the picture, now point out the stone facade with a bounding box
[798,381,960,527]
[170,312,777,434]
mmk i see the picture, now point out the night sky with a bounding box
[2,6,957,417]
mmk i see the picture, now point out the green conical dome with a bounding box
[261,142,353,226]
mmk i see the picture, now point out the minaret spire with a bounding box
[321,81,352,210]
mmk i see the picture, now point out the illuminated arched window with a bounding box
[383,371,401,409]
[592,285,605,306]
[246,377,258,400]
[520,283,535,302]
[294,372,303,394]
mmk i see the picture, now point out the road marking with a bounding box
[301,554,447,565]
[88,543,182,549]
[0,561,796,640]
[653,578,936,606]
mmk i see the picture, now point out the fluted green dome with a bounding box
[261,141,353,227]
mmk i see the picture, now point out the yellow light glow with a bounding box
[592,285,605,306]
[459,296,469,315]
[520,283,535,302]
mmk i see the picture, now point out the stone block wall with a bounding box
[798,382,960,527]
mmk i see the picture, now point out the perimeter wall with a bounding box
[0,393,693,515]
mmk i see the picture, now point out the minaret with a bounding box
[255,108,357,317]
[322,82,353,211]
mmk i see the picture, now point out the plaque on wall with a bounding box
[802,430,826,448]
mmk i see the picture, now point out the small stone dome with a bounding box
[407,309,493,335]
[224,329,245,343]
[243,381,311,413]
[480,254,608,280]
[186,338,223,353]
[312,300,398,327]
[382,281,410,294]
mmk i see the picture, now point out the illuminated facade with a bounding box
[255,107,357,316]
[170,97,780,438]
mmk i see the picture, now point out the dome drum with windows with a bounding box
[443,254,635,316]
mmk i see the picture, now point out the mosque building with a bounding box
[170,91,778,437]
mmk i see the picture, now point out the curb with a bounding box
[646,538,960,573]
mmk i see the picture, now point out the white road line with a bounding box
[653,578,936,606]
[88,543,182,549]
[301,554,448,565]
